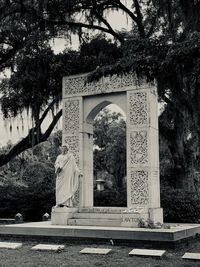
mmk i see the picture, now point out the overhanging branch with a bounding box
[0,109,62,167]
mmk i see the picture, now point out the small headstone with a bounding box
[42,213,50,221]
[0,242,22,249]
[15,213,23,223]
[31,244,65,252]
[80,248,112,255]
[129,249,166,258]
[182,253,200,260]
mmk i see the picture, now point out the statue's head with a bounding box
[61,144,69,154]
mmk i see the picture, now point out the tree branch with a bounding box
[39,94,61,125]
[116,0,139,25]
[0,110,62,167]
[147,7,161,38]
[47,18,124,43]
[91,0,124,43]
[132,0,146,38]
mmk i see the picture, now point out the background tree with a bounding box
[1,0,200,190]
[0,35,122,167]
[93,108,126,190]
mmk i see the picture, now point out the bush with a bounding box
[161,187,200,223]
[94,188,127,207]
[0,181,55,221]
[0,162,55,221]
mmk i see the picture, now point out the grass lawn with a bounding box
[1,239,200,267]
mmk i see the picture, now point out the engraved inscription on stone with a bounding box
[64,99,80,134]
[130,170,149,205]
[130,131,148,165]
[122,217,139,223]
[129,92,148,125]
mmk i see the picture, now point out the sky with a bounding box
[0,2,131,146]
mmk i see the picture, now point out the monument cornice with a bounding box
[63,72,155,98]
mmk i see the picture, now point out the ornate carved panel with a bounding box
[63,73,136,97]
[130,131,148,165]
[73,181,80,207]
[129,91,148,125]
[130,170,149,205]
[63,135,80,166]
[63,99,80,134]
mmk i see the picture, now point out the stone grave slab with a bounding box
[182,253,200,260]
[129,249,166,258]
[0,242,22,249]
[80,248,112,255]
[31,244,64,251]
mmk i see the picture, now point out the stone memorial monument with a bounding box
[51,72,163,227]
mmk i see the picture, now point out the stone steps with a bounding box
[78,207,126,214]
[71,207,125,227]
[68,218,122,227]
[73,212,122,220]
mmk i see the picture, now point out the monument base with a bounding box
[121,207,163,228]
[51,206,163,227]
[149,208,163,224]
[51,206,78,225]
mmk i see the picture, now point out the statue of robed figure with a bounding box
[55,144,80,207]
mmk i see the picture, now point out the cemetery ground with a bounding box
[1,239,200,266]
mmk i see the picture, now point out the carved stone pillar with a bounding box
[81,123,94,207]
[62,96,83,207]
[126,88,163,223]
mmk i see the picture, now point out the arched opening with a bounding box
[91,103,127,207]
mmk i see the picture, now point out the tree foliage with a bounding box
[0,34,122,167]
[93,108,126,189]
[0,130,63,220]
[1,0,200,189]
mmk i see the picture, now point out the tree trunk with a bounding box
[169,112,188,189]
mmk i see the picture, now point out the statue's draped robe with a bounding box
[55,152,79,206]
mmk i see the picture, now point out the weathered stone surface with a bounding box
[80,248,112,255]
[51,207,78,225]
[129,249,166,257]
[68,218,121,227]
[0,242,22,249]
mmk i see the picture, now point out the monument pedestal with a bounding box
[51,207,78,225]
[149,208,163,224]
[121,207,163,228]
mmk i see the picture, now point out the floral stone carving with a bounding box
[130,170,149,205]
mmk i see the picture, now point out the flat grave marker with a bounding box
[129,249,166,258]
[31,244,65,251]
[182,253,200,260]
[0,242,22,249]
[80,248,112,255]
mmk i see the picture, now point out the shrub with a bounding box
[161,187,200,223]
[94,188,127,207]
[0,162,55,221]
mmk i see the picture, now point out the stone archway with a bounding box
[55,72,163,226]
[83,94,127,207]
